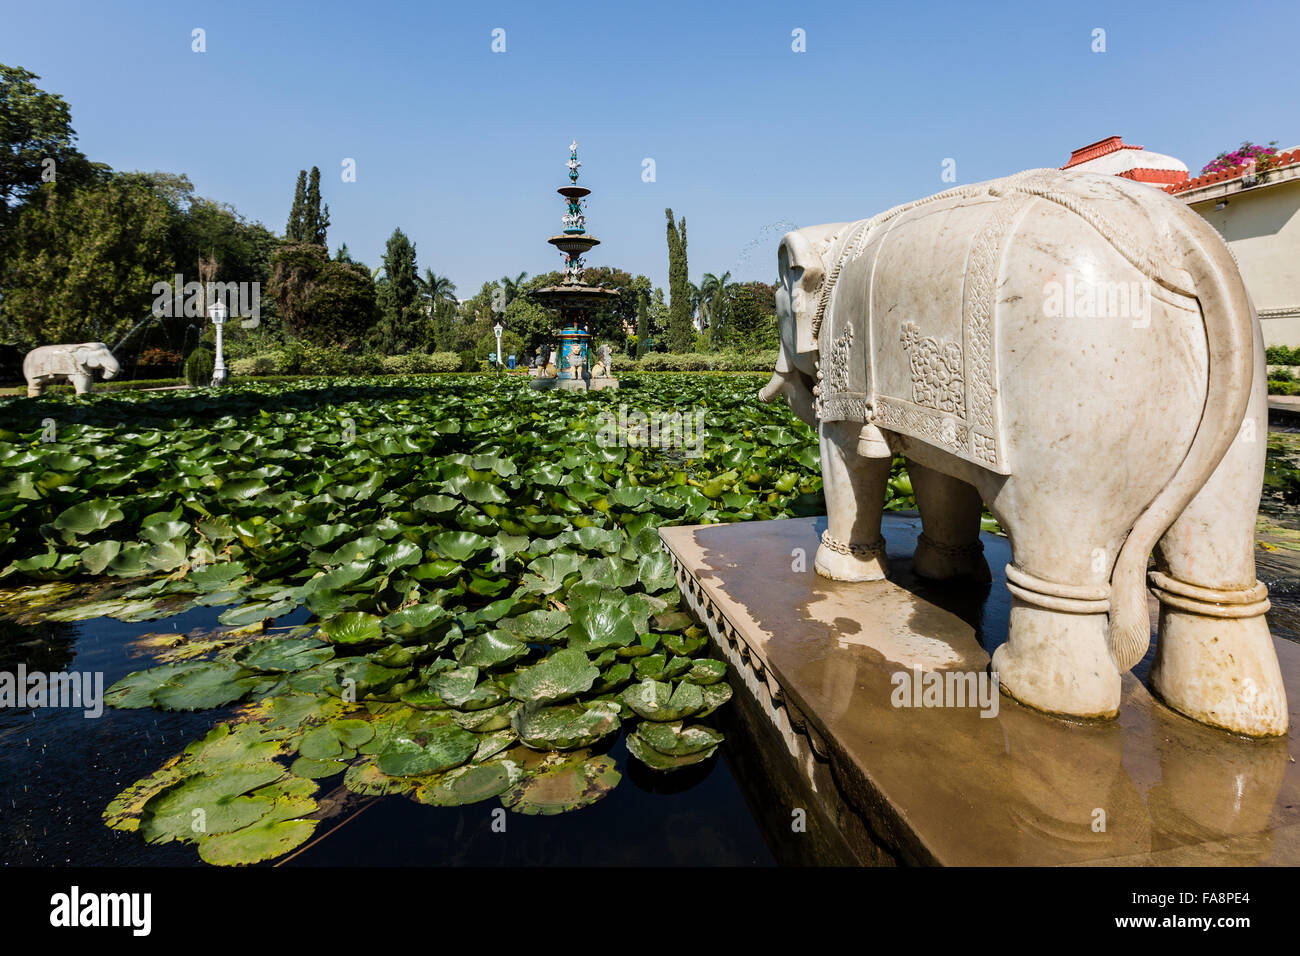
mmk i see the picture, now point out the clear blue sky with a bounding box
[3,0,1296,297]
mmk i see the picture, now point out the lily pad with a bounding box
[620,678,705,721]
[512,700,621,751]
[376,723,479,776]
[499,754,621,815]
[625,732,720,771]
[414,760,523,807]
[509,648,599,705]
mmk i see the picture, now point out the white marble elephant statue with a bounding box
[760,167,1285,737]
[23,343,120,397]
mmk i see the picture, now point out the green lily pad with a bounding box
[376,723,479,776]
[320,611,384,645]
[635,720,725,756]
[414,760,523,807]
[499,754,621,815]
[620,678,705,721]
[512,701,621,751]
[564,603,637,653]
[625,732,720,771]
[197,817,317,866]
[509,648,599,705]
[236,637,334,673]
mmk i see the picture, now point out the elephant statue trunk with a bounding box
[761,168,1286,738]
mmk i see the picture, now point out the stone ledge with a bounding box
[660,515,1300,866]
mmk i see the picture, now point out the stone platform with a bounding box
[528,376,619,392]
[659,514,1300,866]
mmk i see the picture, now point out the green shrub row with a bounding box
[613,350,779,372]
[1266,345,1300,366]
[229,346,465,376]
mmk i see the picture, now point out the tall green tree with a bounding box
[0,172,172,346]
[372,227,421,352]
[635,291,649,358]
[304,166,329,247]
[267,242,375,348]
[0,65,99,212]
[665,207,692,352]
[285,170,307,241]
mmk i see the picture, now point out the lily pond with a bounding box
[0,374,868,866]
[4,376,1297,867]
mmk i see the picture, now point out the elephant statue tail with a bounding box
[1106,210,1256,673]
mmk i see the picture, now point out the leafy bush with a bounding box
[635,351,779,372]
[230,351,285,376]
[1270,378,1300,396]
[1266,345,1300,366]
[459,349,478,373]
[379,352,464,374]
[183,348,214,386]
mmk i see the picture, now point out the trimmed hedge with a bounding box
[619,351,779,372]
[229,348,464,377]
[1266,345,1300,366]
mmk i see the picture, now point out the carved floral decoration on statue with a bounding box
[901,322,964,416]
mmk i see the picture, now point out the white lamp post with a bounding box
[209,300,227,386]
[493,321,504,374]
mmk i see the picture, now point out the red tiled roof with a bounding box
[1118,168,1189,185]
[1062,135,1143,169]
[1165,150,1300,194]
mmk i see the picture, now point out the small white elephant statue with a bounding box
[23,343,121,397]
[761,167,1286,737]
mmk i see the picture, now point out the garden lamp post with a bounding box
[494,321,504,374]
[209,300,227,386]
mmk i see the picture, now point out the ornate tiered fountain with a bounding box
[529,141,620,391]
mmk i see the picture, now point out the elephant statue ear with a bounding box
[780,224,848,354]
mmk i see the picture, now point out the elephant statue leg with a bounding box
[70,372,92,395]
[27,379,44,398]
[1150,362,1286,737]
[906,458,991,583]
[990,506,1123,719]
[815,419,889,581]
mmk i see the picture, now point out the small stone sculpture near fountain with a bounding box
[23,343,120,396]
[588,343,618,390]
[760,167,1286,738]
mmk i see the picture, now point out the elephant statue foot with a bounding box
[1145,376,1288,737]
[906,459,991,584]
[815,530,888,582]
[992,565,1122,719]
[814,420,889,582]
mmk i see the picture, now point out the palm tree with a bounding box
[689,281,704,332]
[500,271,528,307]
[419,270,458,312]
[700,271,733,342]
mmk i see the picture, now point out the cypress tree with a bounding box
[286,170,307,240]
[373,227,421,353]
[635,292,649,358]
[665,208,692,353]
[304,166,330,247]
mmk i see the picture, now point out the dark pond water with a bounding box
[0,604,776,867]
